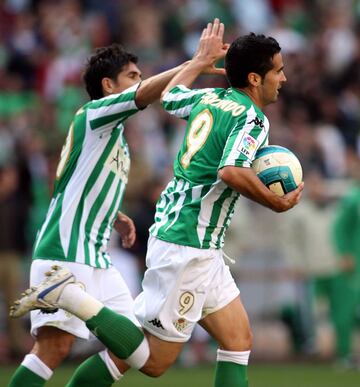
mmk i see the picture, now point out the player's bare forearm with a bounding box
[161,18,228,100]
[219,166,304,212]
[135,62,190,108]
[160,59,213,100]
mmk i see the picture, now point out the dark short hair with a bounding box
[225,33,281,88]
[83,43,138,100]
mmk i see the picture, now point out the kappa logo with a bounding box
[249,116,265,129]
[148,318,165,330]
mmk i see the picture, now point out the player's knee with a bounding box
[223,327,253,351]
[34,327,75,365]
[244,328,253,350]
[53,339,73,360]
[140,357,174,377]
[238,326,253,350]
[35,339,72,362]
[141,365,168,378]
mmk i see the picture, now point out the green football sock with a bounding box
[8,365,46,387]
[66,354,115,387]
[86,307,144,359]
[214,361,248,387]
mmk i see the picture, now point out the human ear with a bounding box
[101,77,115,95]
[248,72,261,87]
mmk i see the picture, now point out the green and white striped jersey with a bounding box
[33,83,141,268]
[150,85,269,249]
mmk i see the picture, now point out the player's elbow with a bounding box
[134,90,148,109]
[219,166,236,187]
[218,166,227,183]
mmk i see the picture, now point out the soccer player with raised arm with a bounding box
[6,37,220,387]
[10,23,304,387]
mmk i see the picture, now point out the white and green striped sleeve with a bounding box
[162,85,214,120]
[219,107,269,169]
[86,83,141,132]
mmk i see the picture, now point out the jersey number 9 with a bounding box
[181,109,213,169]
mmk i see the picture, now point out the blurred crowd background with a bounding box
[1,0,360,370]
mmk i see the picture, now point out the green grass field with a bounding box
[1,363,360,387]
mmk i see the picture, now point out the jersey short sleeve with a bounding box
[85,83,141,132]
[162,85,214,120]
[219,105,269,169]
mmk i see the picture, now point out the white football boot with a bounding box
[10,265,75,318]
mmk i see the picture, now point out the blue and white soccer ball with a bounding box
[252,145,303,196]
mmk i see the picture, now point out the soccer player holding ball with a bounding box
[10,20,303,387]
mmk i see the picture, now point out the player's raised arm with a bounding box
[160,18,228,101]
[134,61,190,108]
[136,18,227,109]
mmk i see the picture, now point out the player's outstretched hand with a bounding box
[193,18,229,75]
[113,212,136,248]
[160,19,228,98]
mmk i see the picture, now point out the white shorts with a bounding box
[134,236,240,342]
[30,259,138,339]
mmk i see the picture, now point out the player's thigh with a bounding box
[200,296,252,351]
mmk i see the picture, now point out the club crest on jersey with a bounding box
[173,317,189,333]
[237,133,258,159]
[105,143,130,183]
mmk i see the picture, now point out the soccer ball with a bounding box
[252,145,303,196]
